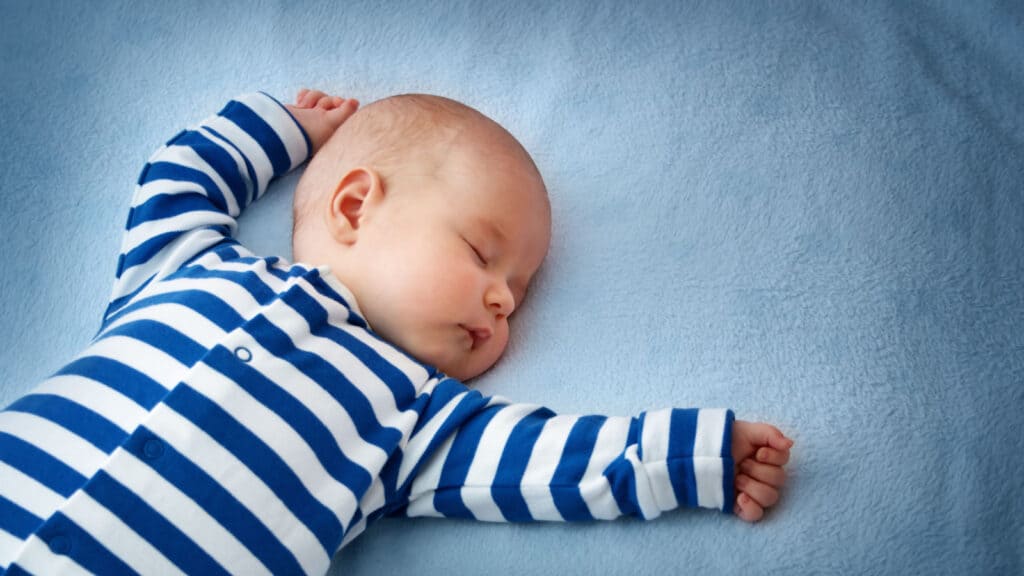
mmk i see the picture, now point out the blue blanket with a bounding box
[1,1,1021,573]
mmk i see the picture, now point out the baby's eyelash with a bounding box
[465,239,487,265]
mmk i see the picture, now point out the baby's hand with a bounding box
[731,420,793,523]
[285,88,359,155]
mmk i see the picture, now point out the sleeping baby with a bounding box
[0,88,793,574]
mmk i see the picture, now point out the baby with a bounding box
[0,89,792,575]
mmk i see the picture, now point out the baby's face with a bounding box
[339,142,550,380]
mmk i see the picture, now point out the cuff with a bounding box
[641,408,735,514]
[218,92,312,176]
[711,409,735,514]
[258,91,314,164]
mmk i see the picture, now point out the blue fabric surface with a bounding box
[1,0,1021,574]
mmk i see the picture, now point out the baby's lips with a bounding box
[459,324,492,350]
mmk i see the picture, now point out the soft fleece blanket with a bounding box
[1,1,1021,574]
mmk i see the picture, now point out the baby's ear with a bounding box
[326,167,382,244]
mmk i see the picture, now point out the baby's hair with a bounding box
[291,93,536,236]
[328,94,476,176]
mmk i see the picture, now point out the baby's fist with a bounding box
[285,88,359,154]
[731,420,793,523]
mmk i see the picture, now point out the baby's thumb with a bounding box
[766,428,793,450]
[747,423,791,449]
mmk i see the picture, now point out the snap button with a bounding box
[142,438,164,460]
[234,346,252,362]
[49,534,71,555]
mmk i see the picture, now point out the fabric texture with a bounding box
[0,1,1021,574]
[0,93,733,575]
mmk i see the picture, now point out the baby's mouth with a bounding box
[459,324,492,350]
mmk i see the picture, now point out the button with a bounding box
[49,535,71,555]
[142,438,164,460]
[234,346,252,362]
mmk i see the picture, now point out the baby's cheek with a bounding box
[492,324,511,360]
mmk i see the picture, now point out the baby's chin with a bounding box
[443,364,484,382]
[430,349,497,382]
[429,354,482,381]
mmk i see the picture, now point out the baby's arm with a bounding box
[104,90,355,324]
[381,381,793,529]
[385,380,736,525]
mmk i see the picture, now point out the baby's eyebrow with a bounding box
[476,219,507,244]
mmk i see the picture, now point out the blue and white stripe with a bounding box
[0,92,734,575]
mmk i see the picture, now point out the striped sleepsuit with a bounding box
[0,92,735,575]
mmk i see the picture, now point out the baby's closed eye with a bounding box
[464,237,487,265]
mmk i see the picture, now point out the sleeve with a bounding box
[102,92,311,323]
[386,378,735,523]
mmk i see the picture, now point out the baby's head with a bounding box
[292,95,550,380]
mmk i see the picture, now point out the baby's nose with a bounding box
[485,283,515,317]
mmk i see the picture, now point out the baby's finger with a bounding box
[768,431,794,451]
[736,474,779,508]
[296,88,310,104]
[303,90,327,108]
[740,459,787,488]
[326,99,359,123]
[756,447,790,467]
[315,95,345,110]
[735,493,764,523]
[744,422,790,452]
[300,89,320,108]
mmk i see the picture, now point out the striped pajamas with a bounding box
[0,92,735,575]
